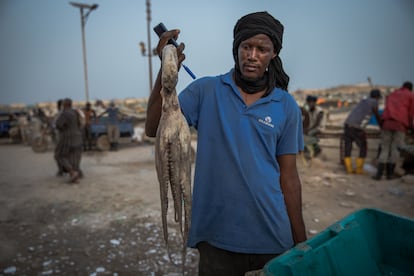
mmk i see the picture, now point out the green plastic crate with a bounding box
[264,208,414,275]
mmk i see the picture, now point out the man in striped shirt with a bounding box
[55,98,83,183]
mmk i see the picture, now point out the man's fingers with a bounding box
[177,42,185,53]
[176,42,186,65]
[178,53,186,66]
[155,29,186,70]
[156,29,180,58]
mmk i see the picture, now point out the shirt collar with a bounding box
[221,69,285,102]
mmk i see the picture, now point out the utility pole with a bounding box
[146,0,153,94]
[70,2,98,103]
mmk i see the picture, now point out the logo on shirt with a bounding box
[258,116,274,128]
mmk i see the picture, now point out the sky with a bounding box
[1,0,413,105]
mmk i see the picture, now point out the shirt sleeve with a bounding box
[277,96,305,155]
[178,81,203,128]
[410,94,414,128]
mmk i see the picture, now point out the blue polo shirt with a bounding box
[178,69,304,254]
[105,107,119,125]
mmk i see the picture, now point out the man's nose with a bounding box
[248,48,258,59]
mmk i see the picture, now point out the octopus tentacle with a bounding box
[155,137,170,245]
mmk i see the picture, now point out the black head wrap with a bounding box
[306,95,318,102]
[233,11,290,94]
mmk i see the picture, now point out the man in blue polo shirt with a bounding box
[146,11,306,275]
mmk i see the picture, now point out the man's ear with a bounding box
[272,50,277,59]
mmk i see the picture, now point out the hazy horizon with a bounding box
[1,0,413,105]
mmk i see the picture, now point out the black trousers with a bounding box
[197,242,279,276]
[83,125,93,150]
[344,124,367,158]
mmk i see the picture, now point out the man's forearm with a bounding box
[281,176,307,244]
[286,201,306,244]
[145,70,162,137]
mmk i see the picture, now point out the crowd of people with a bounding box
[339,82,414,179]
[3,9,411,273]
[303,82,414,179]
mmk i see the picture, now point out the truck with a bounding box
[0,110,28,140]
[0,112,12,137]
[90,116,135,151]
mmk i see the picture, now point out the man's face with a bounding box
[307,101,316,111]
[237,34,276,80]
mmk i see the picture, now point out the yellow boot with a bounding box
[355,158,365,174]
[344,157,354,174]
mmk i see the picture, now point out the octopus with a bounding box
[155,45,192,267]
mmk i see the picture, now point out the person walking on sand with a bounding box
[55,98,83,183]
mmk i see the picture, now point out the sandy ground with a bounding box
[0,136,413,276]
